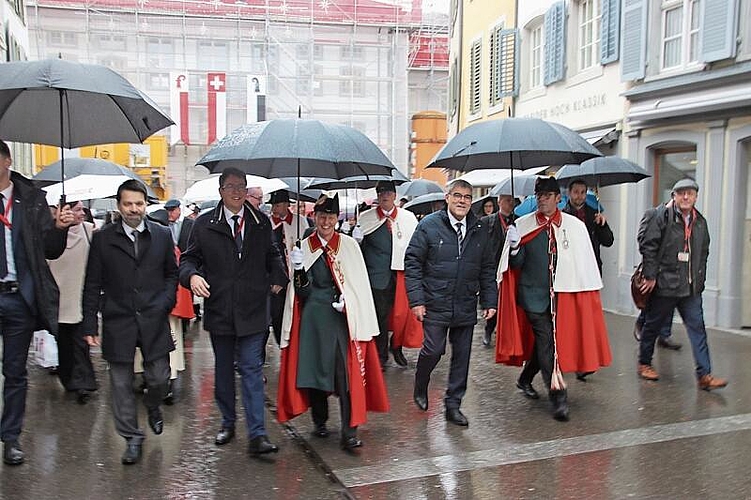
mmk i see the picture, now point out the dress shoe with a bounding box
[482,330,491,347]
[445,408,469,426]
[575,371,595,382]
[698,374,728,391]
[3,442,24,466]
[633,321,642,341]
[391,347,408,367]
[148,408,164,435]
[551,391,569,422]
[516,380,540,399]
[121,443,142,465]
[311,423,330,438]
[413,386,428,411]
[638,364,659,381]
[248,435,279,455]
[657,337,682,350]
[215,426,235,445]
[76,389,91,405]
[340,436,363,450]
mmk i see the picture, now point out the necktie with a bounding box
[170,222,179,245]
[455,222,464,254]
[0,194,7,278]
[232,215,243,253]
[132,230,140,259]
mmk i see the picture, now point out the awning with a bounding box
[579,127,620,146]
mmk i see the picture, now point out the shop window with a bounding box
[653,147,697,204]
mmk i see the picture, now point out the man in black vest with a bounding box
[0,140,73,466]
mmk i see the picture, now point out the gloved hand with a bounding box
[290,247,304,270]
[332,295,345,313]
[506,224,520,249]
[351,225,364,243]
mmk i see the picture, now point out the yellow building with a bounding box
[410,111,448,185]
[34,135,170,200]
[448,0,517,136]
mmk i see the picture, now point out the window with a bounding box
[147,73,169,90]
[489,23,504,106]
[469,38,482,115]
[197,40,229,70]
[653,147,697,204]
[578,0,602,70]
[339,66,365,97]
[449,58,459,117]
[296,44,310,60]
[661,0,701,70]
[530,24,544,88]
[147,37,173,67]
[98,34,127,51]
[48,31,78,47]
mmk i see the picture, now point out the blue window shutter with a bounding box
[500,29,519,97]
[701,0,739,63]
[601,0,621,64]
[620,0,647,81]
[543,1,565,86]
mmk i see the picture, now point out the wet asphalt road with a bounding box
[1,311,750,500]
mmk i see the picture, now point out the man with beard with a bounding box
[83,179,177,464]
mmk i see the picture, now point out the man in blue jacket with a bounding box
[405,179,497,426]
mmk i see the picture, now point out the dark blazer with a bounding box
[562,201,614,272]
[9,172,68,335]
[176,217,194,253]
[179,201,288,337]
[404,209,498,326]
[480,211,513,267]
[82,219,177,363]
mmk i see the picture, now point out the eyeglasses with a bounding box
[450,192,473,202]
[220,184,247,193]
[247,195,263,201]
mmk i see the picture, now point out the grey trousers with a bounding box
[109,355,170,444]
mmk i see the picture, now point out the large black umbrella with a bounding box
[32,158,158,199]
[403,192,446,215]
[0,58,173,199]
[555,156,650,187]
[396,178,444,199]
[305,169,409,190]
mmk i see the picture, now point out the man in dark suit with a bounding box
[480,194,515,347]
[180,167,288,456]
[0,140,73,466]
[405,179,498,427]
[165,199,194,252]
[561,179,613,275]
[83,179,178,465]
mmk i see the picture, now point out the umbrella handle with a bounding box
[59,194,67,208]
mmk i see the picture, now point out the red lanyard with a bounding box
[683,209,696,252]
[498,212,509,231]
[0,194,12,229]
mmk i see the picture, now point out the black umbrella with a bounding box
[427,117,602,202]
[396,178,444,199]
[403,192,446,215]
[0,58,173,200]
[305,169,410,190]
[555,156,650,187]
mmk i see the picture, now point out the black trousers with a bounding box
[371,283,396,365]
[518,310,555,393]
[308,341,355,438]
[414,322,473,410]
[269,286,287,347]
[56,322,97,392]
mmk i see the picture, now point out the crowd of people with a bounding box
[0,139,728,467]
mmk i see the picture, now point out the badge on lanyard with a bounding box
[677,252,689,262]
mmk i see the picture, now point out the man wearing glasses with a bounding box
[245,186,263,210]
[404,179,497,427]
[179,167,288,456]
[496,177,611,422]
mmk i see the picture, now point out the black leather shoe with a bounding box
[391,347,408,367]
[340,436,363,450]
[516,380,540,399]
[575,371,595,382]
[248,435,279,455]
[658,337,682,350]
[482,331,491,347]
[551,392,570,422]
[311,423,330,438]
[413,386,428,411]
[445,408,469,426]
[148,408,164,435]
[76,390,91,405]
[215,427,235,445]
[3,442,24,466]
[121,443,142,465]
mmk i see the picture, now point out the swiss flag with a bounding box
[207,72,227,144]
[169,72,190,145]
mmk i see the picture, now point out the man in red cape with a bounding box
[496,177,611,421]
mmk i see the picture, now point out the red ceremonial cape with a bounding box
[171,247,195,319]
[276,233,390,426]
[495,221,611,372]
[388,271,423,349]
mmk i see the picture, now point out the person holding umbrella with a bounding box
[356,180,421,368]
[496,177,612,421]
[179,167,288,456]
[0,140,75,466]
[561,179,613,275]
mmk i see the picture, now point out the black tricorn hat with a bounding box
[375,180,397,193]
[314,193,339,214]
[269,190,290,204]
[534,176,561,195]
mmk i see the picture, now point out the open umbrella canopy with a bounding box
[0,59,173,149]
[397,178,444,198]
[32,158,158,199]
[43,174,135,205]
[197,120,396,179]
[514,191,604,217]
[403,191,446,214]
[427,118,602,172]
[305,169,409,190]
[555,156,650,187]
[489,171,545,197]
[182,174,288,204]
